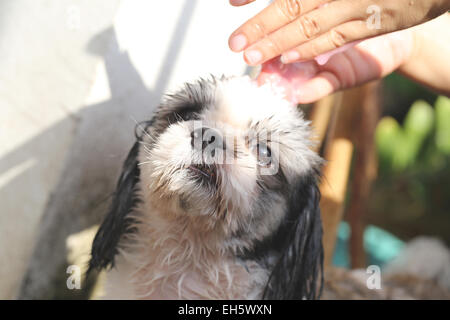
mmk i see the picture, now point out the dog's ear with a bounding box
[88,139,141,272]
[263,170,324,300]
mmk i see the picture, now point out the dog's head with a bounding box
[90,76,323,299]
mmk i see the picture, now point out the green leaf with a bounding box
[435,96,450,155]
[376,117,401,171]
[404,100,434,138]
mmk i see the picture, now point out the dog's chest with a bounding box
[103,222,268,299]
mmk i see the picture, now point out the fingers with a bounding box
[292,47,362,103]
[229,0,329,52]
[281,20,377,63]
[294,32,414,103]
[229,0,256,6]
[238,0,367,65]
[294,71,339,103]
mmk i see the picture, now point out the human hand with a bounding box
[257,28,414,104]
[228,0,450,65]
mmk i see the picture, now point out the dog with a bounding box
[89,76,324,299]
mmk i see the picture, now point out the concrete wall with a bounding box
[0,0,267,299]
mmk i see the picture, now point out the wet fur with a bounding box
[89,76,324,299]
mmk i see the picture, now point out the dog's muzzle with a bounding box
[188,126,224,185]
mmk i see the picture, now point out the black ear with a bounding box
[88,140,141,272]
[263,170,324,300]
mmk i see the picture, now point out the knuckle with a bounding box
[328,28,347,48]
[277,0,303,20]
[251,20,269,38]
[297,16,320,40]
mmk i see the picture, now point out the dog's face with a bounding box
[139,77,320,235]
[90,76,324,300]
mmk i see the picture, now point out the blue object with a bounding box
[332,222,405,269]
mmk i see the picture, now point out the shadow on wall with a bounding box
[0,0,197,299]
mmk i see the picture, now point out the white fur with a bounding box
[101,76,320,299]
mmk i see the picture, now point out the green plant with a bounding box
[369,96,450,246]
[435,96,450,155]
[376,99,436,172]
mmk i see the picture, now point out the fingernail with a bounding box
[229,34,247,52]
[230,0,248,5]
[281,50,300,64]
[244,50,263,65]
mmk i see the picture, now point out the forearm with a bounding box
[398,13,450,96]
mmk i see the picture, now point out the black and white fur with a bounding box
[89,76,324,299]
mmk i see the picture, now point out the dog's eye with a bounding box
[172,105,202,123]
[174,111,196,122]
[254,142,272,166]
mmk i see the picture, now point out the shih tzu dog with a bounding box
[89,76,324,299]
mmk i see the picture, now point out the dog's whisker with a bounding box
[138,161,152,166]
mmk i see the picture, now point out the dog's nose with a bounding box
[190,127,223,151]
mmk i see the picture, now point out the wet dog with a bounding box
[89,76,323,299]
